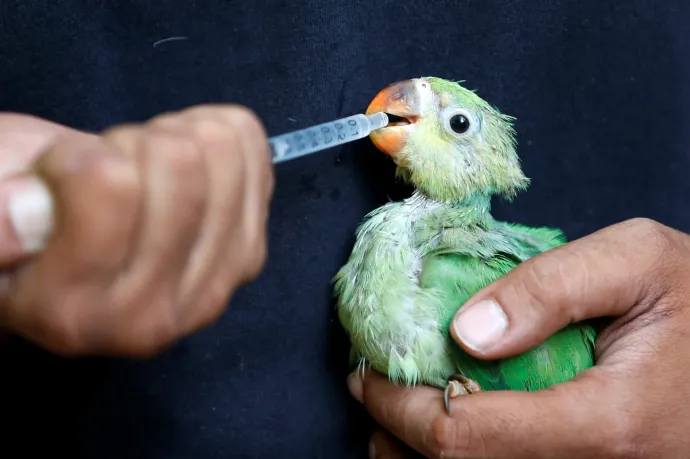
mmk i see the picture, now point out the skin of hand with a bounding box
[347,218,690,459]
[0,106,274,357]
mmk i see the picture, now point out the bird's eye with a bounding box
[449,114,470,134]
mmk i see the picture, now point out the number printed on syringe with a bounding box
[268,112,388,164]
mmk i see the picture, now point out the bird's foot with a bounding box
[443,374,482,415]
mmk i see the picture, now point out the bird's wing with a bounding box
[419,221,596,391]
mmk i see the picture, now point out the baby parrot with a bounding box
[333,77,596,413]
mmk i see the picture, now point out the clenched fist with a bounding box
[0,105,274,357]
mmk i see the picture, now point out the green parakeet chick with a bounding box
[333,77,596,413]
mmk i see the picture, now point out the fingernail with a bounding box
[453,298,508,353]
[347,372,363,403]
[8,177,54,253]
[368,437,376,459]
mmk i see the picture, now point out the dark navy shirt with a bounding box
[1,1,689,458]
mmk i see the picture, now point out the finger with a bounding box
[166,105,248,307]
[351,369,620,459]
[88,121,209,354]
[0,114,95,265]
[449,218,690,359]
[370,428,423,459]
[214,105,273,285]
[104,119,208,296]
[4,137,141,353]
[0,113,95,179]
[172,105,273,332]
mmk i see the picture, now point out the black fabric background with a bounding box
[0,1,689,458]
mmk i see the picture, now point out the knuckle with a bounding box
[173,282,229,338]
[520,262,555,302]
[622,218,689,299]
[217,119,243,154]
[218,106,270,160]
[624,218,674,253]
[143,129,204,175]
[89,154,139,198]
[147,111,184,129]
[38,301,87,356]
[428,413,476,458]
[196,289,231,331]
[133,298,180,355]
[104,286,180,358]
[232,106,266,136]
[38,137,107,176]
[189,116,233,144]
[101,123,140,140]
[514,258,569,320]
[100,124,142,156]
[183,104,263,134]
[180,104,227,119]
[149,322,177,351]
[195,119,245,164]
[239,110,272,164]
[45,332,84,356]
[624,217,664,234]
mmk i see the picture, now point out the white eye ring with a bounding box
[441,108,476,137]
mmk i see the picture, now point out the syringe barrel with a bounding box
[269,112,389,164]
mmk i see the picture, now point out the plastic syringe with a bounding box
[268,112,389,164]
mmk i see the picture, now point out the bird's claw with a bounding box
[443,380,467,413]
[443,374,482,415]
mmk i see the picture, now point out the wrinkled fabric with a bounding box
[1,1,689,458]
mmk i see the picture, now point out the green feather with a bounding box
[419,223,595,391]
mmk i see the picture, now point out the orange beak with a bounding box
[365,80,421,157]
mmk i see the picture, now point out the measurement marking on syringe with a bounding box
[268,112,389,164]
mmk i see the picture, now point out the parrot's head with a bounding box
[366,77,528,203]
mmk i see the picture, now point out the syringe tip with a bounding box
[366,112,389,131]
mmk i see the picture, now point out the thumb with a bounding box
[449,218,690,359]
[0,114,94,266]
[0,175,54,265]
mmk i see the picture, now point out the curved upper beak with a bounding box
[365,80,422,157]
